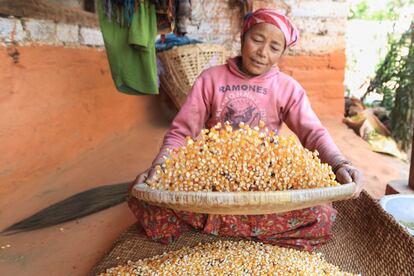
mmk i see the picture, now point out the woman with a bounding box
[129,8,364,250]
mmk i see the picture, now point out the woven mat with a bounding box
[91,191,414,275]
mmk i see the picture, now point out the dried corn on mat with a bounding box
[100,240,358,275]
[93,192,414,275]
[149,121,339,192]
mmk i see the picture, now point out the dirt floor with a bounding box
[0,117,409,276]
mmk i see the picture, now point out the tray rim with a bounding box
[132,182,357,214]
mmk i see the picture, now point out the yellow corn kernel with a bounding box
[100,240,357,275]
[149,121,340,192]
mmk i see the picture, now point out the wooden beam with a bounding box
[409,134,414,189]
[84,0,96,13]
[0,0,98,28]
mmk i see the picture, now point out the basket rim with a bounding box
[157,43,227,52]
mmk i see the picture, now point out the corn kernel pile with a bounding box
[149,121,339,192]
[101,240,357,275]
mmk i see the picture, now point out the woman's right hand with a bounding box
[133,164,161,186]
[129,163,162,194]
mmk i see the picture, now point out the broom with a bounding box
[1,182,130,235]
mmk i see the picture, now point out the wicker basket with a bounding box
[132,183,356,215]
[92,191,414,275]
[157,44,227,109]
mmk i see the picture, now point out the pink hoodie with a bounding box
[153,57,345,167]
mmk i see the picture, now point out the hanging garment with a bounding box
[98,0,159,95]
[103,0,137,28]
[152,0,175,34]
[174,0,191,36]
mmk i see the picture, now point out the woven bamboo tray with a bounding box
[91,191,414,275]
[132,183,356,215]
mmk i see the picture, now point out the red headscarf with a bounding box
[241,9,299,49]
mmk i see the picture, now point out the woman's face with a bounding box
[241,23,285,76]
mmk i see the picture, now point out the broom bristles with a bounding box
[1,182,130,235]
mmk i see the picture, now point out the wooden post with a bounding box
[409,134,414,189]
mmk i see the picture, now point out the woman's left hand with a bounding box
[335,164,364,198]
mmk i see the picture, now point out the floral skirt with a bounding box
[128,194,337,251]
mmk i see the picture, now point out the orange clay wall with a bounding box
[279,50,345,117]
[0,46,166,198]
[0,46,344,199]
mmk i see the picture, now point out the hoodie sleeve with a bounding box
[282,81,348,167]
[152,76,211,166]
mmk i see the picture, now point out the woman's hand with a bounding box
[335,164,364,198]
[134,164,160,185]
[129,163,162,192]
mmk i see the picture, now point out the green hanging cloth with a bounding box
[98,0,159,95]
